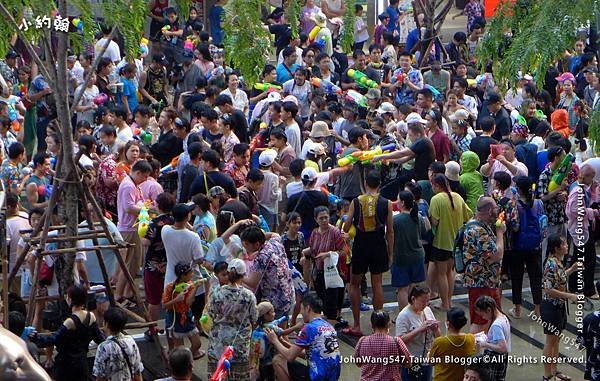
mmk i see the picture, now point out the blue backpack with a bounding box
[514,199,547,251]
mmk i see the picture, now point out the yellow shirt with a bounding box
[429,334,477,381]
[430,192,472,251]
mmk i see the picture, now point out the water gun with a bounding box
[337,143,396,166]
[308,25,321,42]
[321,187,342,204]
[394,72,408,84]
[21,326,36,341]
[258,215,270,232]
[37,184,53,198]
[311,77,341,95]
[548,153,575,192]
[495,211,505,228]
[71,17,83,32]
[173,278,206,294]
[136,200,152,238]
[249,122,268,152]
[139,39,149,57]
[347,69,378,89]
[345,90,367,108]
[160,154,180,174]
[467,78,477,88]
[199,313,213,333]
[424,84,442,100]
[254,83,282,92]
[140,130,153,144]
[162,25,171,33]
[11,119,20,132]
[315,35,329,50]
[210,346,234,381]
[264,315,288,330]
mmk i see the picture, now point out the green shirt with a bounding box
[430,192,472,252]
[392,212,425,266]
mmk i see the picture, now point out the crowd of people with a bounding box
[1,0,600,381]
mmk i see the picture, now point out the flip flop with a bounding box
[193,349,206,360]
[555,371,571,381]
[341,327,364,337]
[588,294,600,300]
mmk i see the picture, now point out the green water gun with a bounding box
[548,153,574,192]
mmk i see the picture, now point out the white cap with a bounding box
[259,148,277,167]
[266,92,282,103]
[405,112,427,125]
[282,95,299,105]
[301,167,318,182]
[227,258,247,275]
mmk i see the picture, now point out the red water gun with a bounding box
[249,122,268,152]
[210,346,234,381]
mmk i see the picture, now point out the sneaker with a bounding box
[334,318,349,329]
[360,303,370,312]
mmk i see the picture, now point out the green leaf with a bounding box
[285,0,302,40]
[341,0,355,53]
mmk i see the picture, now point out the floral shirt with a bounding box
[207,285,258,363]
[536,166,567,225]
[542,256,567,307]
[223,159,248,188]
[144,214,174,273]
[464,1,483,32]
[491,189,519,251]
[97,155,118,211]
[0,160,24,194]
[221,133,240,163]
[251,236,295,316]
[463,221,501,288]
[92,333,144,381]
[392,67,423,106]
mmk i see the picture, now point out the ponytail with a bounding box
[514,176,534,208]
[398,191,418,222]
[432,174,455,209]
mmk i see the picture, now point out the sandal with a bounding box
[555,371,571,381]
[508,308,522,319]
[193,349,206,360]
[588,294,600,300]
[542,376,554,381]
[341,327,364,337]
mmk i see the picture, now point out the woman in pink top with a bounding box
[353,310,411,381]
[301,0,321,36]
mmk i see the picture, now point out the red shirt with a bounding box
[354,333,411,381]
[428,128,451,162]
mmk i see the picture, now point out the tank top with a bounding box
[145,66,167,99]
[352,193,388,233]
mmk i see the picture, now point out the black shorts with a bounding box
[190,293,206,319]
[540,299,566,335]
[430,247,453,262]
[351,231,389,275]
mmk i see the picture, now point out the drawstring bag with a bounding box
[323,251,344,289]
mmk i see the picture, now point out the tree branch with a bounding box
[71,26,118,112]
[0,2,53,82]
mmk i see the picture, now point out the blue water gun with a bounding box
[258,215,270,232]
[264,315,288,330]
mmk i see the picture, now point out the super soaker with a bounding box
[345,90,367,108]
[338,143,396,166]
[548,153,575,192]
[160,154,180,174]
[136,201,152,238]
[254,83,282,92]
[311,77,341,94]
[210,346,234,381]
[495,211,505,228]
[308,26,321,42]
[321,187,342,204]
[347,69,378,89]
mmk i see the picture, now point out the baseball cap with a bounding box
[172,203,195,221]
[228,258,247,275]
[208,186,226,199]
[308,142,326,156]
[365,88,381,100]
[405,112,427,125]
[583,66,598,74]
[259,148,278,167]
[301,167,318,182]
[376,102,396,114]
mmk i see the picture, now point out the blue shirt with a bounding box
[405,28,420,53]
[276,63,298,84]
[209,5,225,45]
[119,77,138,113]
[295,318,341,381]
[537,149,549,179]
[385,5,400,33]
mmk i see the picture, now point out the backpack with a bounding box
[514,199,547,251]
[453,220,482,274]
[352,194,388,232]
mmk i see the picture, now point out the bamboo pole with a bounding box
[39,244,130,256]
[25,232,108,243]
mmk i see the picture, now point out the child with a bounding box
[250,301,302,381]
[282,212,307,325]
[256,149,281,231]
[353,4,369,52]
[118,64,138,122]
[162,262,204,359]
[220,114,240,163]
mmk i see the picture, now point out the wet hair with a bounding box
[474,295,499,320]
[302,292,323,313]
[262,64,276,78]
[514,175,534,208]
[240,225,266,245]
[409,284,430,304]
[32,152,50,168]
[365,170,381,189]
[370,310,390,329]
[7,142,25,160]
[432,173,455,209]
[67,285,87,307]
[398,190,418,221]
[446,307,468,330]
[314,205,329,218]
[492,171,511,191]
[104,306,128,333]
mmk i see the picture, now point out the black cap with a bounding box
[172,203,195,222]
[6,50,19,59]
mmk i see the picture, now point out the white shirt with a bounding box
[282,79,312,118]
[256,169,281,214]
[94,38,121,63]
[161,226,205,292]
[286,172,330,197]
[75,85,100,124]
[220,88,249,115]
[6,212,30,275]
[277,46,304,66]
[285,121,302,157]
[116,126,134,147]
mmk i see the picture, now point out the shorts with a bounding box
[430,247,453,262]
[351,231,389,275]
[120,231,142,280]
[468,287,501,325]
[143,269,165,306]
[191,292,206,318]
[540,299,567,335]
[391,262,426,288]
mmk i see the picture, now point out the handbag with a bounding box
[407,329,428,380]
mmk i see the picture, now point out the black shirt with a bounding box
[231,109,249,143]
[469,135,498,169]
[150,129,184,167]
[409,137,435,181]
[179,164,200,203]
[220,199,252,221]
[189,171,238,199]
[144,214,175,271]
[269,24,292,55]
[286,190,328,235]
[491,107,512,141]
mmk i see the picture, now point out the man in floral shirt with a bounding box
[462,197,506,332]
[536,146,575,258]
[0,141,28,195]
[391,52,423,106]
